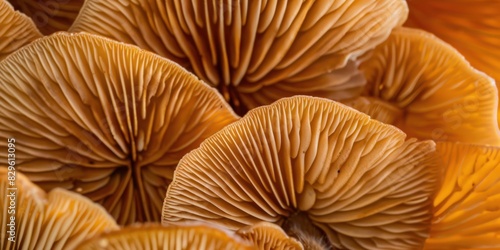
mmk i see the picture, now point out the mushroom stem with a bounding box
[282,212,332,250]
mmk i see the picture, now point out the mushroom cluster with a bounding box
[1,0,500,249]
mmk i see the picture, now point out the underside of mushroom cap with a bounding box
[0,0,41,61]
[0,167,119,249]
[350,27,500,145]
[69,0,408,113]
[237,222,303,250]
[0,32,239,225]
[163,96,439,249]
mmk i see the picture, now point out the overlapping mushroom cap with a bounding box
[0,167,118,249]
[0,0,41,60]
[7,0,84,35]
[236,222,303,250]
[75,223,255,250]
[69,0,408,114]
[345,27,500,145]
[0,32,239,224]
[425,142,500,249]
[163,96,439,249]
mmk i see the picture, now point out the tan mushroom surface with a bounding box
[8,0,84,35]
[425,142,500,249]
[0,167,119,249]
[0,32,239,225]
[75,223,255,250]
[237,222,303,250]
[0,0,41,61]
[163,96,439,249]
[345,27,500,145]
[69,0,408,114]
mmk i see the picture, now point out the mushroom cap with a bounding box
[75,222,255,250]
[0,0,41,60]
[236,222,303,250]
[69,0,408,113]
[425,142,500,249]
[0,167,119,249]
[7,0,84,35]
[163,96,439,249]
[0,32,239,224]
[347,27,500,145]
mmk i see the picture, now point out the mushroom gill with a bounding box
[163,96,439,249]
[0,0,41,61]
[0,167,119,249]
[344,27,500,145]
[425,142,500,249]
[7,0,84,35]
[237,222,303,250]
[0,32,239,225]
[69,0,409,114]
[75,223,255,250]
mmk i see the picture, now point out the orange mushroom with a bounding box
[0,32,238,224]
[69,0,408,114]
[163,96,439,249]
[237,222,303,250]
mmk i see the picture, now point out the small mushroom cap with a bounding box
[163,96,439,249]
[0,32,239,224]
[69,0,408,113]
[237,222,303,250]
[425,142,500,249]
[75,222,255,250]
[349,27,500,145]
[0,167,119,249]
[0,0,41,60]
[7,0,84,35]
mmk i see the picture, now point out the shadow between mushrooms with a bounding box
[163,96,439,249]
[0,0,41,61]
[344,27,500,145]
[0,32,239,225]
[0,167,119,249]
[69,0,409,114]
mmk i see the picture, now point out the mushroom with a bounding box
[425,142,500,249]
[237,222,303,250]
[0,0,41,61]
[0,32,239,224]
[75,222,255,250]
[163,96,439,249]
[69,0,409,114]
[7,0,84,35]
[344,27,500,145]
[0,167,119,249]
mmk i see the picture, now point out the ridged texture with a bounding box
[69,0,408,113]
[0,32,239,225]
[424,142,500,249]
[0,168,119,250]
[354,27,500,145]
[237,222,303,250]
[0,0,41,60]
[163,96,439,249]
[75,223,255,250]
[8,0,84,34]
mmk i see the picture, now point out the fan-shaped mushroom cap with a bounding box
[163,96,439,249]
[237,222,303,250]
[425,142,500,249]
[346,27,500,145]
[0,32,239,225]
[0,0,41,61]
[75,222,254,250]
[69,0,408,113]
[7,0,84,35]
[0,167,118,249]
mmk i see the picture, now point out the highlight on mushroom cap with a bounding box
[0,0,41,61]
[75,222,255,250]
[0,31,239,225]
[345,27,500,145]
[0,167,119,249]
[69,0,409,114]
[163,95,439,249]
